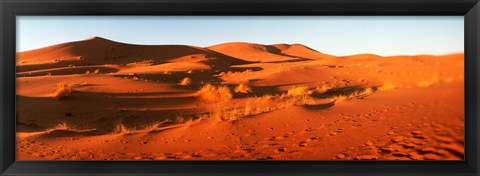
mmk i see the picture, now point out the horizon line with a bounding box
[16,36,465,58]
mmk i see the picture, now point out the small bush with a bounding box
[244,100,252,116]
[378,82,398,91]
[51,122,70,130]
[179,77,192,86]
[196,84,232,103]
[330,87,375,102]
[363,87,374,95]
[316,84,334,94]
[53,83,76,100]
[234,84,252,93]
[143,122,162,132]
[208,105,241,122]
[287,86,314,105]
[114,123,135,135]
[176,116,185,123]
[287,86,313,97]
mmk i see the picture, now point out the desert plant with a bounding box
[143,122,161,132]
[316,84,334,94]
[53,83,76,100]
[287,86,314,105]
[114,123,135,135]
[196,84,232,103]
[50,122,70,130]
[378,82,398,91]
[417,73,441,87]
[179,77,192,86]
[176,116,185,123]
[363,87,374,95]
[208,105,241,122]
[330,87,375,101]
[234,83,252,93]
[244,100,252,116]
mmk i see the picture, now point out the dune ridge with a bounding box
[16,37,464,160]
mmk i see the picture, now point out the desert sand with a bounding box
[16,37,464,160]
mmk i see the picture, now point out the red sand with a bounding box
[16,37,464,160]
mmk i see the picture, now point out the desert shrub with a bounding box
[143,122,162,132]
[234,83,252,93]
[176,116,185,123]
[378,82,398,91]
[363,87,374,95]
[53,83,76,100]
[179,77,192,86]
[244,100,252,116]
[331,87,375,101]
[287,86,313,97]
[316,84,334,94]
[196,84,232,103]
[287,86,314,105]
[208,105,241,122]
[50,122,71,130]
[417,73,441,87]
[114,123,135,135]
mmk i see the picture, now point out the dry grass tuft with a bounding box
[287,86,314,105]
[287,86,313,97]
[330,87,375,102]
[208,105,242,122]
[234,83,252,93]
[143,122,162,132]
[196,84,232,103]
[53,83,76,100]
[179,77,192,86]
[378,82,399,91]
[50,122,71,130]
[114,123,136,135]
[316,84,334,94]
[417,73,441,87]
[363,87,374,95]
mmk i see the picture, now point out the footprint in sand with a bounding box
[277,147,287,152]
[298,141,307,147]
[391,136,404,143]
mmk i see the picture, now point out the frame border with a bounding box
[1,0,479,176]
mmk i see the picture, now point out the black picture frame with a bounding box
[1,0,479,175]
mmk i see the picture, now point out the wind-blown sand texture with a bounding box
[16,37,464,160]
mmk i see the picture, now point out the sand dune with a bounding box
[16,37,464,160]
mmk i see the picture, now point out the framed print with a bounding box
[1,0,479,175]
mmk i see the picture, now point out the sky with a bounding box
[17,16,463,56]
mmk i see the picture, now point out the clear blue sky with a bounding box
[17,16,463,56]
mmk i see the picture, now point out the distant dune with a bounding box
[16,37,464,160]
